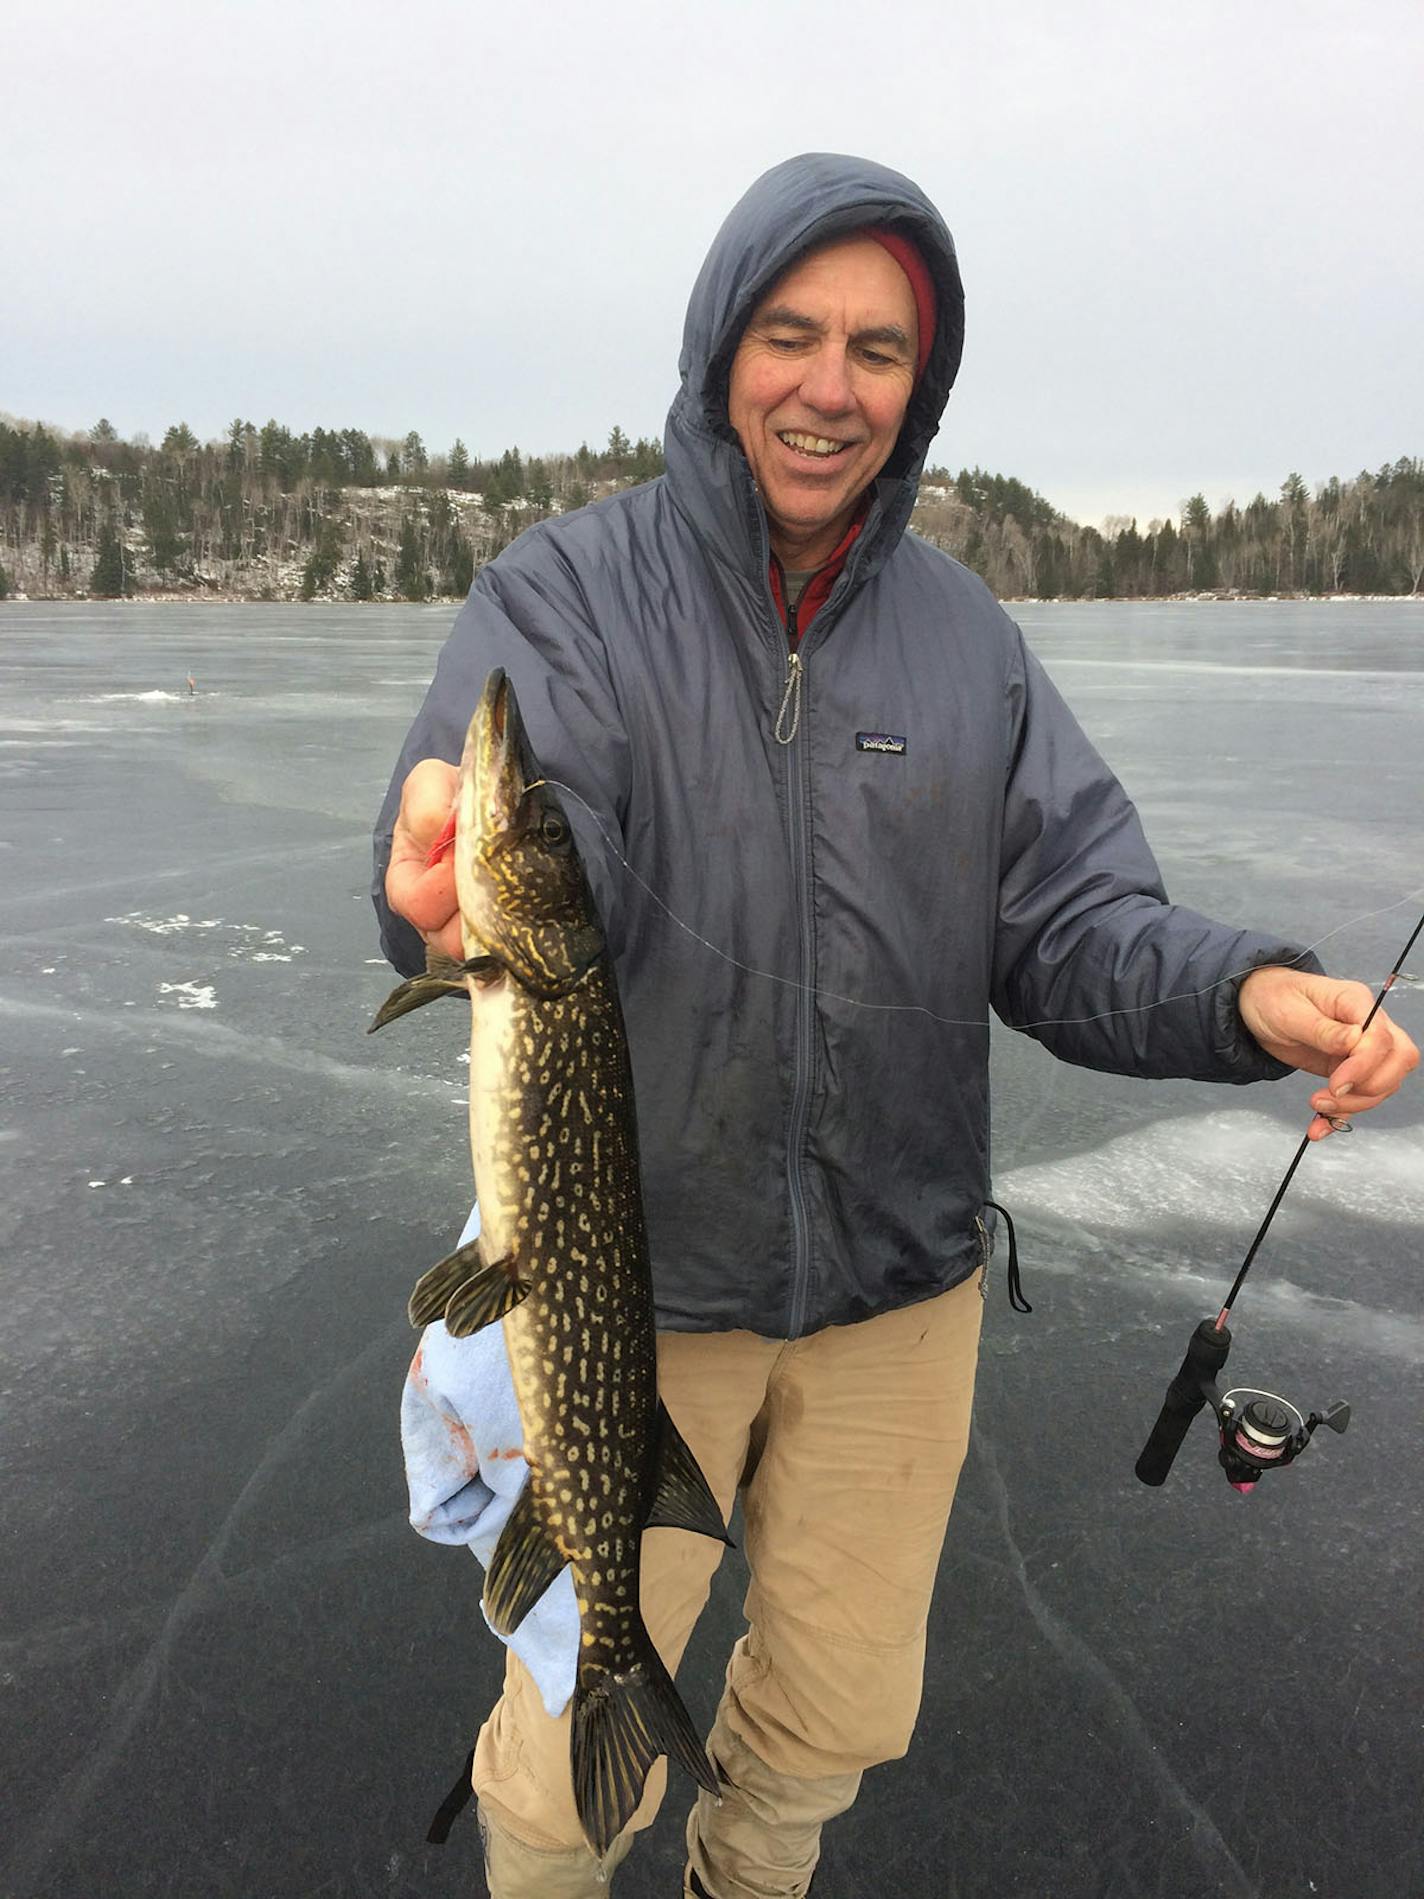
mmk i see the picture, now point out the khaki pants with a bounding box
[473,1273,984,1886]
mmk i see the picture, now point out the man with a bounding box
[374,154,1416,1898]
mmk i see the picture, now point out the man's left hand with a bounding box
[1238,966,1419,1141]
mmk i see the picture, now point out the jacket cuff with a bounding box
[376,900,426,980]
[1210,944,1327,1082]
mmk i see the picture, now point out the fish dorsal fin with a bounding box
[484,1483,569,1636]
[645,1402,732,1544]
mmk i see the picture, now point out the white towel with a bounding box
[399,1203,580,1717]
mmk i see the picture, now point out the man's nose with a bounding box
[799,342,854,415]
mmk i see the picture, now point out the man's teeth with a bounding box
[778,431,846,457]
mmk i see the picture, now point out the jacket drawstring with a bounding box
[984,1199,1032,1313]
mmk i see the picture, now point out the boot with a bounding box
[479,1803,633,1897]
[682,1720,859,1898]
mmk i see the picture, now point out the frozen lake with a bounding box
[1,599,1420,1898]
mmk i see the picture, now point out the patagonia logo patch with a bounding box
[856,731,907,755]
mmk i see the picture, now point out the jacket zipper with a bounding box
[778,594,815,1338]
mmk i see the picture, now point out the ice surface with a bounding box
[1002,1107,1424,1232]
[0,599,1420,1899]
[90,689,191,703]
[156,979,218,1009]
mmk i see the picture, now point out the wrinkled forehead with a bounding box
[744,233,917,334]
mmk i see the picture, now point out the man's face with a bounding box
[727,235,918,569]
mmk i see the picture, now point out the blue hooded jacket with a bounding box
[373,152,1311,1338]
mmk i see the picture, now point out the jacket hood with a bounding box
[664,152,966,589]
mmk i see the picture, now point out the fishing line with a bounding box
[1213,905,1424,1326]
[544,778,1423,1039]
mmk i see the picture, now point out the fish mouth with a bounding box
[456,668,605,995]
[467,668,535,847]
[453,670,526,957]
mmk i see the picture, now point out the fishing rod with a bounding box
[1135,911,1422,1495]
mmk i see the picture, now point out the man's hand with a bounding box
[385,759,463,962]
[1238,965,1419,1141]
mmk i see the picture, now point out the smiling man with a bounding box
[375,154,1416,1899]
[728,234,921,570]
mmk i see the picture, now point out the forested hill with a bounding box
[2,415,1421,603]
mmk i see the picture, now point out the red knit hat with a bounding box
[864,227,936,381]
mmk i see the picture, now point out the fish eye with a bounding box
[539,812,570,849]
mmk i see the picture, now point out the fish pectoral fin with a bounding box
[367,972,465,1032]
[408,1238,485,1328]
[366,952,501,1033]
[440,1253,531,1338]
[483,1483,568,1636]
[407,1242,528,1334]
[424,947,469,983]
[645,1402,733,1545]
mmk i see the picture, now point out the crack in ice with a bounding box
[973,1426,1261,1899]
[0,1329,405,1892]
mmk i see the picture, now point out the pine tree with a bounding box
[448,439,470,488]
[91,519,128,595]
[0,560,8,599]
[144,490,184,574]
[300,513,344,597]
[607,424,630,468]
[162,422,198,465]
[630,436,665,481]
[490,447,524,501]
[1280,472,1309,591]
[443,531,474,598]
[1181,494,1216,589]
[395,517,428,600]
[351,550,374,600]
[526,458,553,510]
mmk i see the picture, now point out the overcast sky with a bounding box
[6,0,1421,527]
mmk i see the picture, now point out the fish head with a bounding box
[455,669,605,997]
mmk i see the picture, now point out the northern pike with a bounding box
[371,668,725,1855]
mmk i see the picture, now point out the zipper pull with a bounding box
[774,649,804,745]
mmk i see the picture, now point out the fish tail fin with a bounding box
[571,1633,716,1856]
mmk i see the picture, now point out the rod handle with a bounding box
[1135,1318,1232,1487]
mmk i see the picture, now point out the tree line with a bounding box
[913,463,1424,600]
[0,418,665,602]
[1,414,1420,602]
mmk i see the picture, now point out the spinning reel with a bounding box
[1135,913,1419,1494]
[1135,1315,1350,1492]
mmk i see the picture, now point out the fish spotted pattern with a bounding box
[371,668,725,1856]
